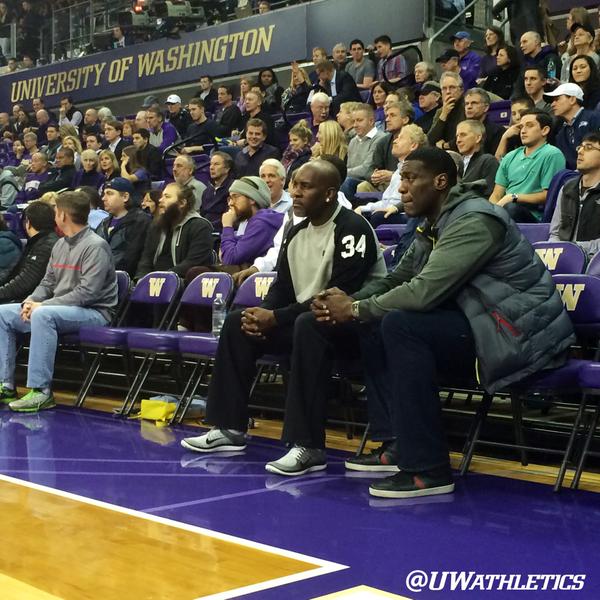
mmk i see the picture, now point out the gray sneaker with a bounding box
[9,390,55,413]
[180,428,247,453]
[265,446,327,477]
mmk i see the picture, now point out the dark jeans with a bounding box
[368,210,406,229]
[366,308,476,472]
[207,306,476,471]
[505,202,540,223]
[206,310,360,445]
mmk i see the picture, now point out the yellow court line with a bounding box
[0,474,346,600]
[0,573,64,600]
[312,585,412,599]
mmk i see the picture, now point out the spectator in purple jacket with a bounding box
[201,151,235,232]
[451,31,481,91]
[220,176,284,267]
[146,107,179,154]
[16,152,50,203]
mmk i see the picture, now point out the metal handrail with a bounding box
[426,0,482,60]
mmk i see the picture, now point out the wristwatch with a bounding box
[351,301,361,320]
[511,193,519,203]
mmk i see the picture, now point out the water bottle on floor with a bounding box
[212,293,226,337]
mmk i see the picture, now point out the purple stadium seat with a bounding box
[570,361,600,488]
[151,180,165,191]
[122,272,235,418]
[585,252,600,277]
[487,100,511,126]
[517,223,550,244]
[463,274,600,490]
[172,272,277,423]
[359,90,371,103]
[75,271,181,409]
[532,242,587,274]
[354,192,383,202]
[232,271,277,307]
[126,272,234,354]
[375,224,406,244]
[553,274,600,338]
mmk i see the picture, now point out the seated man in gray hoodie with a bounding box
[0,191,118,413]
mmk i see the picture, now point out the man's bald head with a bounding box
[290,161,340,223]
[301,160,341,191]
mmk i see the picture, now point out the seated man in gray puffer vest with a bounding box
[310,147,575,499]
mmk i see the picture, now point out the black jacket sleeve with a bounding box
[172,217,215,277]
[0,233,58,303]
[146,146,163,179]
[123,214,151,276]
[331,72,361,114]
[38,167,76,194]
[134,223,160,281]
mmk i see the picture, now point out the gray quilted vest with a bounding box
[412,195,575,393]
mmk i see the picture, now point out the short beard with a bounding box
[158,203,185,232]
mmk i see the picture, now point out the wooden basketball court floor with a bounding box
[2,400,600,599]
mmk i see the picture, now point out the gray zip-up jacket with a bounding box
[28,226,118,321]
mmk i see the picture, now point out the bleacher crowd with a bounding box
[2,10,600,499]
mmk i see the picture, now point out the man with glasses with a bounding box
[549,133,600,258]
[428,72,466,150]
[545,82,600,169]
[489,110,565,222]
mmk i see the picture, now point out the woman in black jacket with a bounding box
[258,68,284,114]
[483,45,521,100]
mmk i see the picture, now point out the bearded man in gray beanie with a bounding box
[220,175,284,266]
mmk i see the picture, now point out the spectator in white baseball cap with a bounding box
[165,94,192,137]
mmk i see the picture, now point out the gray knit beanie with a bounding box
[229,176,271,209]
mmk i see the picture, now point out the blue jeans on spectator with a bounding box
[361,307,476,471]
[0,304,107,390]
[340,177,362,205]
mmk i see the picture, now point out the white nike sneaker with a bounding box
[180,428,247,453]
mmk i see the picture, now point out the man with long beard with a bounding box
[135,182,214,280]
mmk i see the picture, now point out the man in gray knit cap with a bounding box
[219,175,284,267]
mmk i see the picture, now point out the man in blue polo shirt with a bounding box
[489,109,565,222]
[545,82,600,170]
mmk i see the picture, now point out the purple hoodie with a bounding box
[220,209,284,266]
[459,50,482,91]
[16,171,51,203]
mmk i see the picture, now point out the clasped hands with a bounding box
[239,288,355,339]
[241,307,276,339]
[310,287,354,325]
[20,300,41,322]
